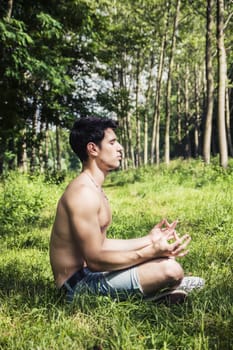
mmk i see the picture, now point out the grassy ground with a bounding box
[0,159,233,349]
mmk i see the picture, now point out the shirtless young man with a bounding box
[50,116,204,303]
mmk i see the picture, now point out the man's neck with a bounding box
[82,164,107,187]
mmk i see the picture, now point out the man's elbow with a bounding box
[85,258,103,272]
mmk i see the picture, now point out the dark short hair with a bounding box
[69,116,118,162]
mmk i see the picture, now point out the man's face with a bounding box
[96,128,123,171]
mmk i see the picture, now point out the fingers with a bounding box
[166,230,176,240]
[176,250,190,257]
[165,229,180,241]
[173,230,180,240]
[170,234,191,257]
[155,218,178,231]
[155,218,167,228]
[169,220,178,230]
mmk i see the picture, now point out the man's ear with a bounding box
[86,142,98,157]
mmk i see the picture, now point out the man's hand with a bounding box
[149,218,191,258]
[152,231,191,258]
[149,218,178,241]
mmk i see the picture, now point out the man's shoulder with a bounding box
[66,181,98,198]
[61,181,100,212]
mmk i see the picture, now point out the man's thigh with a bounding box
[72,267,143,301]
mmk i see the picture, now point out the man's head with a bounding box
[69,116,119,163]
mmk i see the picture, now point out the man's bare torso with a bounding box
[49,173,111,288]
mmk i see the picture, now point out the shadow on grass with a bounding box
[0,263,105,350]
[0,261,64,309]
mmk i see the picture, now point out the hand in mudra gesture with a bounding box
[149,219,191,258]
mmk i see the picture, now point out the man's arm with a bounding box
[102,219,178,251]
[102,236,151,251]
[65,186,190,272]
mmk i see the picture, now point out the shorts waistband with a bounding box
[62,269,85,292]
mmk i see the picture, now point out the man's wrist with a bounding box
[147,232,154,245]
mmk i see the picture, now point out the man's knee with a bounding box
[162,259,184,287]
[137,258,184,295]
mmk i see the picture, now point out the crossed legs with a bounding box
[137,258,184,296]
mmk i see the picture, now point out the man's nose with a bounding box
[118,142,123,151]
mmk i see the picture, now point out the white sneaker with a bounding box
[146,289,188,305]
[178,276,205,293]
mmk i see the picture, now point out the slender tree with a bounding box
[30,107,38,173]
[194,63,201,157]
[164,0,181,165]
[56,124,62,171]
[143,53,154,165]
[184,64,191,158]
[225,86,233,156]
[150,2,170,165]
[176,64,182,145]
[44,119,49,171]
[203,0,215,164]
[135,49,142,167]
[18,128,28,173]
[216,0,228,168]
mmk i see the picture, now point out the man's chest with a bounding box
[99,197,112,231]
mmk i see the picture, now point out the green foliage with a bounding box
[36,12,63,38]
[0,18,33,69]
[0,172,61,236]
[44,170,67,185]
[1,160,233,349]
[0,1,99,172]
[108,158,233,189]
[1,0,233,173]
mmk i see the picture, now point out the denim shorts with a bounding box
[64,266,144,302]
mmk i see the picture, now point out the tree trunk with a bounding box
[117,60,135,168]
[30,108,38,173]
[144,54,154,165]
[150,33,166,165]
[18,128,28,173]
[226,86,233,156]
[217,0,228,168]
[164,0,180,165]
[44,119,49,171]
[126,112,135,167]
[184,65,191,158]
[194,64,201,157]
[151,3,171,165]
[144,114,148,166]
[154,38,165,166]
[135,50,141,168]
[203,0,214,164]
[121,115,128,170]
[6,0,13,20]
[49,130,56,172]
[177,65,182,145]
[118,115,128,170]
[55,124,62,171]
[38,120,44,173]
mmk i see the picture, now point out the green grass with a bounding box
[1,159,233,349]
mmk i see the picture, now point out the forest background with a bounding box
[0,0,233,173]
[1,1,233,349]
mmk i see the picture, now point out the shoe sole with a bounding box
[178,276,205,292]
[146,289,188,305]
